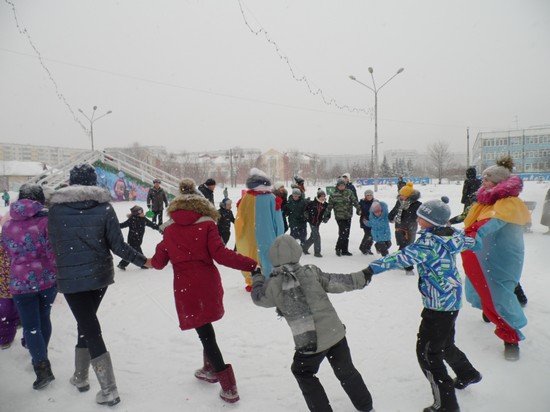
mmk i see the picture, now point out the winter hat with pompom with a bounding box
[246,168,272,191]
[417,196,451,226]
[399,181,414,198]
[18,183,45,205]
[316,188,326,198]
[482,157,514,184]
[130,205,144,215]
[69,163,97,186]
[179,178,197,195]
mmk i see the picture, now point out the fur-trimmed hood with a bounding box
[167,194,220,223]
[476,175,523,205]
[49,185,112,205]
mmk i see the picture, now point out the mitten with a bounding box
[362,266,374,285]
[251,266,262,277]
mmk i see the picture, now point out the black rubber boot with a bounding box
[33,360,55,390]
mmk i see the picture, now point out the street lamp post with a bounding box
[349,67,404,192]
[78,106,112,152]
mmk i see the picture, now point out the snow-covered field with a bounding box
[1,181,549,412]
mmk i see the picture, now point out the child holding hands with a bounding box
[364,197,481,412]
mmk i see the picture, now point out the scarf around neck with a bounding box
[272,264,317,353]
[395,199,411,225]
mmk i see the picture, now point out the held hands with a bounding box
[143,258,153,269]
[362,266,374,286]
[251,266,262,277]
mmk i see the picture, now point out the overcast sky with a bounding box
[1,0,549,157]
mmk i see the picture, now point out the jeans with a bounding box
[303,224,321,254]
[13,286,57,362]
[64,287,108,359]
[290,226,307,245]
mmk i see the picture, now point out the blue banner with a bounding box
[355,177,431,186]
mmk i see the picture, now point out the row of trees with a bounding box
[120,141,465,186]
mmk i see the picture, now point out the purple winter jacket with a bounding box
[1,199,57,295]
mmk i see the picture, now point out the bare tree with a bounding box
[428,141,451,184]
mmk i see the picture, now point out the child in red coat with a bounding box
[150,178,259,404]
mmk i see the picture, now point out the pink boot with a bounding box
[194,352,218,383]
[215,364,239,403]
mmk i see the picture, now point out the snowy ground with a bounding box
[1,181,549,412]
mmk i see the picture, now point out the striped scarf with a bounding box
[273,264,317,353]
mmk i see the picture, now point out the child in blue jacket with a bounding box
[364,197,481,412]
[367,201,392,256]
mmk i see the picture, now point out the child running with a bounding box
[364,197,481,412]
[251,234,374,412]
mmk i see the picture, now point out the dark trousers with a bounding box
[12,286,57,363]
[303,224,321,254]
[359,227,373,253]
[335,219,352,253]
[374,240,392,256]
[291,337,373,412]
[290,226,307,245]
[219,231,230,246]
[196,323,226,372]
[119,242,143,268]
[395,227,416,271]
[64,287,107,360]
[417,309,478,410]
[152,210,164,226]
[0,297,20,345]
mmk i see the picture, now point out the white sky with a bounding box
[1,0,549,156]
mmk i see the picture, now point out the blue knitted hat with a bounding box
[417,196,451,226]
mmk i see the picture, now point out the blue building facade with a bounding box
[472,126,550,174]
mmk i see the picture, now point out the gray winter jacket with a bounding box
[48,185,147,293]
[251,235,367,354]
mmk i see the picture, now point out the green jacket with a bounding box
[324,188,360,221]
[286,195,307,229]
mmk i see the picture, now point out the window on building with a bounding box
[510,137,521,145]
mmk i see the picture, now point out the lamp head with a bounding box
[349,75,356,80]
[397,68,404,74]
[368,67,373,73]
[107,111,112,114]
[93,106,97,111]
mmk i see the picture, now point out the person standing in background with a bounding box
[147,178,168,226]
[198,178,216,205]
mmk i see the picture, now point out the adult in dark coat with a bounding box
[117,205,159,270]
[541,188,550,235]
[198,178,216,205]
[48,164,148,407]
[287,188,308,247]
[151,178,258,404]
[389,181,422,274]
[461,167,482,211]
[147,179,168,225]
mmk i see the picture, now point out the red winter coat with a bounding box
[151,194,257,330]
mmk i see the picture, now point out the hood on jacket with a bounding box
[167,194,220,222]
[49,185,111,206]
[466,167,477,179]
[476,174,523,205]
[9,199,44,220]
[269,234,302,267]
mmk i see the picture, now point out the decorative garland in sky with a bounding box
[237,0,372,117]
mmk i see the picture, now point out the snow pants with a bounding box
[417,308,479,411]
[335,219,352,254]
[291,337,373,412]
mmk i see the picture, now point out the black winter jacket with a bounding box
[389,191,421,232]
[217,207,235,238]
[304,199,327,226]
[120,215,159,246]
[198,184,215,205]
[461,167,481,206]
[48,186,147,294]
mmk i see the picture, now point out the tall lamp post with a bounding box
[349,67,404,192]
[78,106,112,152]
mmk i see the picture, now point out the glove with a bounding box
[251,266,262,277]
[362,266,374,285]
[322,217,330,224]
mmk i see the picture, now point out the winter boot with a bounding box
[504,342,520,361]
[514,283,528,306]
[194,352,218,383]
[70,347,91,392]
[32,359,55,390]
[423,406,460,412]
[453,371,482,390]
[91,352,121,406]
[215,364,239,403]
